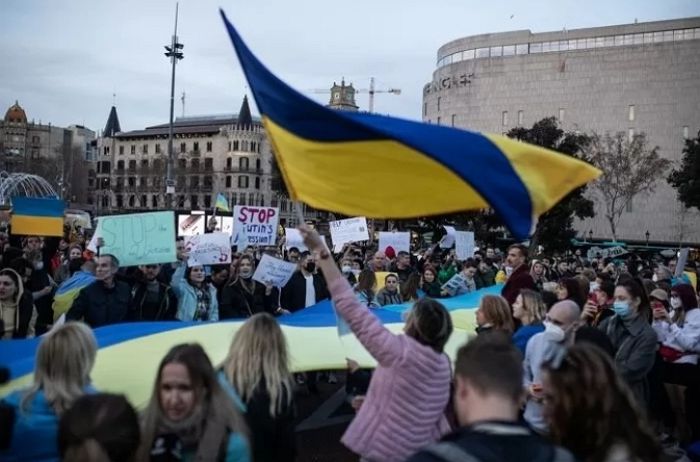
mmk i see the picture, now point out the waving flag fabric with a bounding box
[215,193,230,212]
[52,270,96,321]
[219,11,601,240]
[11,197,65,237]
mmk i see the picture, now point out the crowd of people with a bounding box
[1,222,699,461]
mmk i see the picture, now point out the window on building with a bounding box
[191,158,200,171]
[178,158,187,170]
[558,108,565,122]
[231,193,238,205]
[116,177,124,187]
[128,160,136,171]
[530,43,542,53]
[436,116,441,125]
[142,144,148,154]
[152,195,158,208]
[255,159,261,171]
[437,97,441,111]
[141,195,147,207]
[128,196,136,207]
[128,177,136,187]
[628,105,635,122]
[255,177,260,189]
[177,195,185,207]
[683,126,689,139]
[451,114,456,127]
[204,176,212,188]
[517,110,524,126]
[177,175,185,187]
[193,142,199,152]
[191,195,199,209]
[233,140,239,151]
[628,128,635,142]
[515,44,528,54]
[204,195,211,209]
[228,141,232,151]
[153,159,162,171]
[191,176,200,188]
[119,146,124,155]
[502,111,509,126]
[238,176,249,189]
[154,177,161,188]
[204,158,213,171]
[206,141,212,152]
[116,195,123,208]
[117,160,125,171]
[490,46,502,57]
[226,176,232,188]
[139,177,146,187]
[155,143,161,154]
[180,142,186,153]
[129,145,135,155]
[239,157,249,170]
[464,49,475,59]
[226,157,232,169]
[251,141,257,152]
[502,45,515,56]
[476,47,489,58]
[141,159,148,169]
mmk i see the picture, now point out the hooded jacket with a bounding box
[0,267,36,339]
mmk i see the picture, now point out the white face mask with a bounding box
[341,265,352,274]
[652,274,658,282]
[670,297,682,309]
[544,321,566,343]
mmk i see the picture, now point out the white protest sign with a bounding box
[284,228,308,252]
[455,231,475,260]
[587,246,628,260]
[330,217,369,252]
[177,213,206,237]
[252,254,298,288]
[441,272,467,297]
[184,232,231,267]
[675,248,689,278]
[440,226,457,249]
[378,232,410,254]
[232,206,279,246]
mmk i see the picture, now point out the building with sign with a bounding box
[423,17,700,244]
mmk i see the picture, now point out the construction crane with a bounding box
[310,77,401,113]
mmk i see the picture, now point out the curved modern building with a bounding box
[423,17,700,245]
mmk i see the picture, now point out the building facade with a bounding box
[423,17,700,244]
[92,97,312,224]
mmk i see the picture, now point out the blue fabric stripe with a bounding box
[11,197,65,218]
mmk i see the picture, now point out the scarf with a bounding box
[154,402,229,461]
[193,286,212,321]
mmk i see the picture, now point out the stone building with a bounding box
[423,17,700,245]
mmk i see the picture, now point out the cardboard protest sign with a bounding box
[378,232,410,254]
[184,232,232,267]
[455,231,475,260]
[284,228,308,252]
[232,206,279,246]
[253,254,298,287]
[329,217,369,252]
[440,226,457,249]
[441,272,467,296]
[90,211,177,267]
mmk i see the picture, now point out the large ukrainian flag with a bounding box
[11,197,65,237]
[220,11,601,240]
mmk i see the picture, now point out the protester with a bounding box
[501,244,536,305]
[281,251,329,312]
[220,313,296,462]
[54,244,84,284]
[523,300,580,434]
[598,278,657,406]
[51,259,96,323]
[442,260,478,296]
[66,254,130,327]
[407,332,574,462]
[375,273,403,306]
[300,224,453,462]
[354,269,379,308]
[170,261,219,322]
[542,344,662,462]
[530,260,549,291]
[369,251,387,272]
[0,322,97,460]
[209,264,231,305]
[0,267,36,339]
[475,294,515,335]
[512,289,546,353]
[138,343,250,461]
[555,278,586,310]
[580,278,615,327]
[220,255,279,318]
[421,267,442,298]
[392,250,416,285]
[128,264,177,321]
[23,236,58,335]
[475,258,497,290]
[58,393,140,462]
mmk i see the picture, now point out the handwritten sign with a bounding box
[455,231,475,260]
[177,213,205,236]
[378,232,410,254]
[440,226,457,249]
[232,206,279,246]
[330,217,369,252]
[253,254,298,287]
[91,211,176,267]
[284,228,308,252]
[184,232,231,267]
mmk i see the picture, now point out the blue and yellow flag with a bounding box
[219,12,601,240]
[215,193,230,212]
[11,196,65,237]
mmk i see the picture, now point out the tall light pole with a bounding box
[164,3,184,201]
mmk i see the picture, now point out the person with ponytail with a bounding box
[298,225,453,462]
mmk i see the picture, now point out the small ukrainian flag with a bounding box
[215,193,230,212]
[11,197,65,237]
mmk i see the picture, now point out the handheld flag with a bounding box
[215,193,230,212]
[11,197,65,237]
[219,11,601,240]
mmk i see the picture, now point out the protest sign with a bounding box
[675,248,689,278]
[455,231,475,260]
[253,254,298,287]
[378,232,410,254]
[284,228,308,252]
[184,232,232,267]
[90,211,176,267]
[329,217,369,252]
[232,206,279,246]
[440,226,457,249]
[586,245,628,260]
[177,212,206,236]
[441,272,467,297]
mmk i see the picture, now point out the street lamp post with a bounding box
[164,3,184,203]
[645,230,650,247]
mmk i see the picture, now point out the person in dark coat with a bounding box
[127,264,177,321]
[0,267,36,339]
[66,255,130,328]
[280,252,329,312]
[501,244,536,305]
[220,255,279,318]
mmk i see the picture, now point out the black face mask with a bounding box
[475,325,493,335]
[305,262,316,272]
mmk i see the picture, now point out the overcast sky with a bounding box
[1,0,698,133]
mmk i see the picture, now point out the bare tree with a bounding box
[585,131,671,241]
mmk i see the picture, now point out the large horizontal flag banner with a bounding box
[11,196,65,237]
[0,285,501,408]
[219,10,601,240]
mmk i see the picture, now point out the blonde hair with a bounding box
[519,289,547,324]
[479,295,515,334]
[22,322,97,415]
[223,313,293,417]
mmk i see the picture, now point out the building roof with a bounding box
[103,106,121,137]
[4,101,27,124]
[236,95,253,128]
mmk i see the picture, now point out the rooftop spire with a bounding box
[103,106,121,137]
[236,95,252,128]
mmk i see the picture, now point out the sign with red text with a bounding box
[184,232,231,267]
[232,206,279,246]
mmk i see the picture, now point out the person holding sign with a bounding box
[220,255,280,319]
[170,251,219,322]
[298,224,453,462]
[280,252,329,313]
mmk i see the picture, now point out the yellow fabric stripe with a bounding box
[263,117,490,218]
[11,216,64,237]
[485,134,602,216]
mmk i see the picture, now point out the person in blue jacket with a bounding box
[137,343,250,461]
[0,321,97,461]
[512,289,546,353]
[171,259,219,322]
